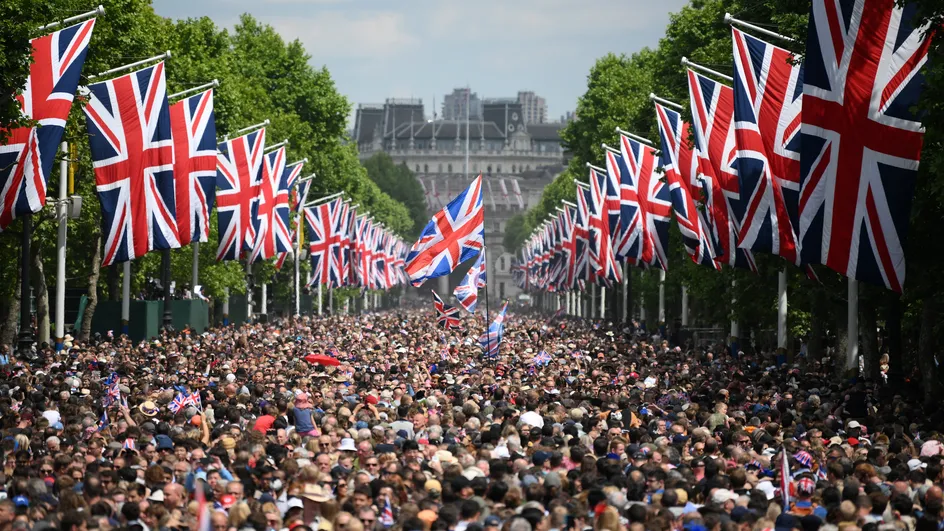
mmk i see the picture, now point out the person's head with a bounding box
[163,482,185,509]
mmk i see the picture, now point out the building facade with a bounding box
[516,91,547,124]
[354,99,566,300]
[441,88,482,120]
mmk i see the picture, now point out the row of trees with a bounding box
[0,0,417,343]
[504,0,944,401]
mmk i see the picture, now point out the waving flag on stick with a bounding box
[405,175,484,286]
[432,290,461,329]
[453,248,487,312]
[478,301,509,358]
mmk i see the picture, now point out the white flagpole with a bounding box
[223,288,230,325]
[88,51,171,80]
[658,269,666,325]
[681,57,734,83]
[777,269,788,349]
[730,280,739,340]
[681,285,689,326]
[622,263,629,325]
[191,242,199,295]
[724,12,797,43]
[847,279,859,372]
[599,284,606,320]
[121,261,131,335]
[317,282,323,316]
[37,5,104,32]
[54,142,68,349]
[649,93,684,111]
[169,79,219,101]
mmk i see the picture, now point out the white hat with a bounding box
[847,420,861,429]
[226,373,236,383]
[338,438,357,452]
[711,489,739,505]
[148,490,165,502]
[908,458,927,471]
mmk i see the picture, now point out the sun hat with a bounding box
[138,401,159,417]
[338,438,357,452]
[300,483,331,503]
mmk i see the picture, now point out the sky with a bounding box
[153,0,690,123]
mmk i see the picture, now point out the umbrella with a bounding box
[304,354,340,367]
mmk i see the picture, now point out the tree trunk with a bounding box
[861,296,879,380]
[32,244,50,345]
[0,269,21,348]
[917,297,940,406]
[808,289,826,361]
[79,232,102,343]
[885,293,903,378]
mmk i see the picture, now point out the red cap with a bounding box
[366,395,379,405]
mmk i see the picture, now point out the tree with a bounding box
[363,153,427,238]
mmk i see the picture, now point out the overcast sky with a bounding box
[153,0,689,122]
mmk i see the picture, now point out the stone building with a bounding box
[354,98,567,300]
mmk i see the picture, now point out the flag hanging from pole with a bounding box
[250,147,290,262]
[478,301,509,357]
[216,128,266,261]
[84,61,180,266]
[0,19,96,231]
[169,89,217,246]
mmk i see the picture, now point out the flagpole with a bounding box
[847,279,859,372]
[191,242,199,296]
[37,5,104,32]
[17,212,33,358]
[161,249,172,330]
[87,51,171,81]
[54,142,69,350]
[777,269,787,350]
[121,261,130,335]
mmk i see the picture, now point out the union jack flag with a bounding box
[168,392,188,413]
[478,301,509,357]
[0,19,95,231]
[97,409,109,432]
[216,128,266,261]
[619,133,671,269]
[354,215,372,289]
[305,198,343,287]
[188,390,202,411]
[588,168,621,285]
[169,89,217,245]
[654,102,719,269]
[561,206,579,288]
[687,69,757,271]
[432,290,461,329]
[731,27,803,264]
[607,148,638,263]
[293,174,310,213]
[250,147,291,262]
[123,438,137,451]
[574,186,593,282]
[798,0,932,292]
[405,175,484,286]
[454,248,486,312]
[336,201,354,287]
[84,62,180,266]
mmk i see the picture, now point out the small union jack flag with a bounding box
[453,248,486,313]
[0,19,96,231]
[432,290,460,329]
[405,175,484,286]
[478,301,509,357]
[84,61,179,265]
[798,0,932,292]
[123,438,137,451]
[216,128,266,261]
[168,392,188,413]
[169,89,217,245]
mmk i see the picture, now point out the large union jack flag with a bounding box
[250,147,291,262]
[405,174,484,286]
[432,290,461,329]
[216,128,265,261]
[732,27,804,264]
[687,69,757,271]
[574,185,592,283]
[619,133,671,270]
[273,160,306,268]
[0,19,95,231]
[561,206,578,289]
[169,89,216,246]
[654,102,719,269]
[84,62,179,265]
[588,168,621,285]
[454,248,487,312]
[798,0,932,292]
[305,198,343,288]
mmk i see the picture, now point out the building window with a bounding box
[526,165,531,171]
[424,164,429,173]
[499,282,506,299]
[487,165,492,174]
[497,164,502,173]
[448,163,452,173]
[415,164,420,173]
[499,256,506,272]
[438,163,443,172]
[512,164,516,173]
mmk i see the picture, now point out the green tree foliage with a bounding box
[0,2,56,140]
[362,153,427,238]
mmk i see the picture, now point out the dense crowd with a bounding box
[0,306,941,531]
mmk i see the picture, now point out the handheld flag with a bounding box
[405,175,484,286]
[432,290,461,329]
[453,249,487,312]
[478,301,509,357]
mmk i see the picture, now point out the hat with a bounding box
[338,438,357,452]
[435,450,458,465]
[300,483,331,503]
[633,451,649,460]
[219,494,236,509]
[711,489,739,505]
[796,477,816,496]
[846,420,861,429]
[908,458,927,471]
[138,401,159,417]
[775,514,800,531]
[484,516,502,527]
[155,434,174,451]
[828,436,844,446]
[921,440,944,457]
[286,498,304,510]
[148,490,164,502]
[424,479,442,496]
[221,437,236,450]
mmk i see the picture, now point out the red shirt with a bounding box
[253,415,275,433]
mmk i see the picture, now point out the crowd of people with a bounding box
[0,305,941,531]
